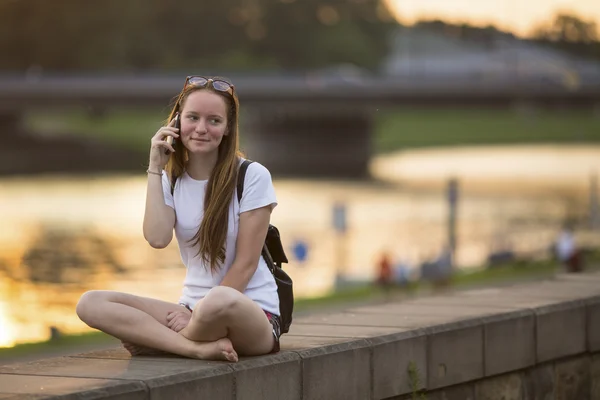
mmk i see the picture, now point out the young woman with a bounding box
[76,76,281,362]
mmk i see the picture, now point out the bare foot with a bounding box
[192,338,238,362]
[121,341,166,356]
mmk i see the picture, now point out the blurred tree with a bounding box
[414,19,516,44]
[412,15,600,61]
[531,13,600,61]
[249,0,395,70]
[0,0,396,72]
[532,13,598,43]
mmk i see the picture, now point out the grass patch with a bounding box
[26,109,166,152]
[374,108,600,152]
[294,285,378,311]
[450,260,558,287]
[0,331,117,359]
[25,108,600,155]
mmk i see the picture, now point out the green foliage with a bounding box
[532,12,598,43]
[374,108,600,153]
[410,14,600,62]
[530,12,600,61]
[0,331,117,358]
[0,0,396,72]
[407,361,427,400]
[27,108,600,156]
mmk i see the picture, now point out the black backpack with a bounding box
[237,160,294,334]
[170,160,294,334]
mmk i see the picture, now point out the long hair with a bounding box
[164,79,243,272]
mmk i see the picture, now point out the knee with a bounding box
[76,290,107,327]
[194,286,241,322]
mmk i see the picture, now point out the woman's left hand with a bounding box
[167,309,192,332]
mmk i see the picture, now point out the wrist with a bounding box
[148,164,163,173]
[147,166,163,176]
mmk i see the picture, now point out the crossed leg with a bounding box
[180,286,275,357]
[75,290,238,361]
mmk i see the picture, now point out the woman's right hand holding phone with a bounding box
[149,116,180,170]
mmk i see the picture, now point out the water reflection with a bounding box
[1,146,598,347]
[18,226,126,284]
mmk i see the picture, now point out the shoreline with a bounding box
[371,143,600,197]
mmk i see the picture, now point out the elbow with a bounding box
[148,240,170,249]
[144,232,172,249]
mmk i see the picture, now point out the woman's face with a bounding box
[179,90,229,155]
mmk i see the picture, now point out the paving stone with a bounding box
[398,295,525,311]
[411,294,564,315]
[279,335,352,351]
[0,374,146,399]
[0,355,229,381]
[287,323,403,338]
[348,303,513,318]
[0,356,234,400]
[453,284,598,309]
[70,347,182,361]
[294,311,462,329]
[505,282,600,301]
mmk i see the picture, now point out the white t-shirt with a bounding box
[161,159,280,315]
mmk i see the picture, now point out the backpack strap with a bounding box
[236,159,277,275]
[237,159,254,203]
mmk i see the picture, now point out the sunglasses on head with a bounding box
[183,76,235,96]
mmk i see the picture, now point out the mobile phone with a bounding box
[165,113,180,154]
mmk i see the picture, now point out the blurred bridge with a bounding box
[1,73,600,177]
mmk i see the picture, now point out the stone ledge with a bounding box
[1,271,599,400]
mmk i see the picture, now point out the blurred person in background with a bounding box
[76,76,281,363]
[393,258,412,287]
[555,222,582,273]
[376,251,393,294]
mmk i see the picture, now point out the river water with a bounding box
[1,145,599,347]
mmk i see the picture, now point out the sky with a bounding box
[386,0,600,37]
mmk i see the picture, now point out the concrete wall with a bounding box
[0,272,599,399]
[399,353,599,400]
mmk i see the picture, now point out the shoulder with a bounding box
[239,158,273,184]
[238,159,277,212]
[244,160,272,181]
